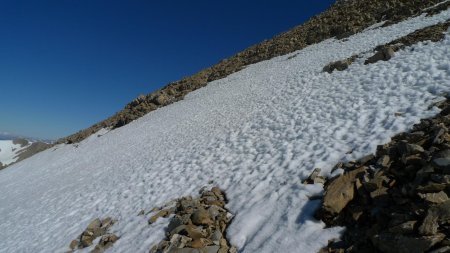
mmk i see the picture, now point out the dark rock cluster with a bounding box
[383,20,450,51]
[149,187,236,253]
[67,217,118,253]
[316,99,450,253]
[58,0,445,144]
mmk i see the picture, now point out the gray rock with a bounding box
[167,234,192,250]
[80,233,95,248]
[377,155,391,167]
[153,93,170,106]
[149,209,171,224]
[398,142,424,156]
[91,234,119,253]
[321,167,366,215]
[419,213,439,235]
[191,209,213,226]
[358,154,375,165]
[168,215,190,233]
[431,127,447,144]
[86,218,102,231]
[303,168,325,184]
[417,183,447,193]
[169,225,207,240]
[419,200,450,235]
[323,59,352,73]
[209,230,223,245]
[430,174,450,184]
[418,191,449,204]
[388,221,417,234]
[365,46,395,64]
[433,158,450,173]
[371,232,445,253]
[69,240,78,250]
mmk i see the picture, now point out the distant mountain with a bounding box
[0,136,52,170]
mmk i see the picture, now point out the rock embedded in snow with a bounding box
[303,168,325,184]
[68,217,117,251]
[91,234,120,253]
[323,59,353,73]
[364,46,396,64]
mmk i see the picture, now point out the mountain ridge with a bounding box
[57,0,447,145]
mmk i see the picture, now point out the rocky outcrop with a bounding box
[58,0,446,144]
[316,99,450,252]
[149,187,236,253]
[323,19,450,72]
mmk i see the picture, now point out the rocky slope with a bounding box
[58,0,448,144]
[316,98,450,253]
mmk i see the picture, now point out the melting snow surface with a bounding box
[1,10,450,253]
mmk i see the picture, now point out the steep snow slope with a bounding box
[1,10,450,253]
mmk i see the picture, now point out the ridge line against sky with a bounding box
[0,0,335,140]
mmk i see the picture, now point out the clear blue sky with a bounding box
[0,0,335,140]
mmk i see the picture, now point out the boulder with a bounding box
[398,142,424,156]
[418,191,449,204]
[321,167,366,215]
[191,209,214,226]
[323,59,352,73]
[377,155,391,167]
[419,200,450,235]
[365,46,395,64]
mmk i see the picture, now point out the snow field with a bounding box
[0,9,450,253]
